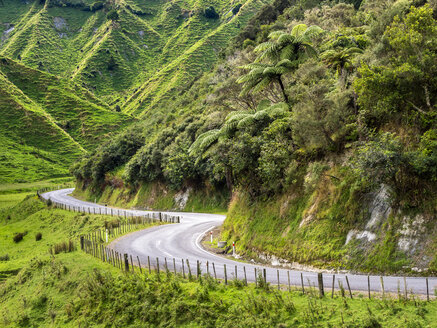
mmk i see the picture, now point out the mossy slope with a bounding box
[0,57,133,183]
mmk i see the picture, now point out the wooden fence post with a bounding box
[300,272,305,294]
[380,276,385,299]
[287,271,291,292]
[165,258,169,275]
[318,273,324,297]
[186,259,192,279]
[367,275,371,299]
[426,278,429,301]
[243,266,247,286]
[345,276,353,299]
[148,256,151,274]
[235,265,237,280]
[182,259,186,278]
[277,270,280,290]
[156,257,160,275]
[263,269,267,286]
[137,256,142,273]
[224,264,227,285]
[124,254,129,272]
[254,268,257,287]
[213,262,217,281]
[403,277,408,300]
[197,260,200,279]
[173,258,176,275]
[332,274,335,298]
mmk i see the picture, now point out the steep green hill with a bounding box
[0,57,133,183]
[0,0,272,114]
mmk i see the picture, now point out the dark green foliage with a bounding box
[0,254,9,261]
[204,6,219,19]
[106,9,119,21]
[232,4,243,15]
[13,232,24,243]
[75,2,437,206]
[72,123,146,183]
[50,240,75,255]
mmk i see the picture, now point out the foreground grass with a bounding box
[1,195,436,327]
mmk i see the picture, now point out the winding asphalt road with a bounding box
[42,188,437,296]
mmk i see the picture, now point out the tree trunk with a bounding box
[225,166,233,191]
[277,77,289,104]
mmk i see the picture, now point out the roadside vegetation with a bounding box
[1,195,437,327]
[72,1,437,274]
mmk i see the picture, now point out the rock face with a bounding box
[53,17,68,31]
[174,187,192,209]
[398,215,426,254]
[345,184,391,245]
[1,24,14,43]
[366,184,392,229]
[343,184,434,271]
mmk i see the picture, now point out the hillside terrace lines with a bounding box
[71,20,112,80]
[0,73,86,153]
[122,0,269,116]
[0,5,43,57]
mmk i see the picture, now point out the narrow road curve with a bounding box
[42,189,437,296]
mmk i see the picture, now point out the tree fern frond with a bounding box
[290,24,308,38]
[268,30,284,40]
[189,129,221,155]
[237,115,256,129]
[302,25,323,39]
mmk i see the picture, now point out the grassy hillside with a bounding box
[0,0,273,112]
[0,57,133,183]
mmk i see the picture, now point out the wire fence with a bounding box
[37,187,435,300]
[37,188,181,223]
[80,233,435,301]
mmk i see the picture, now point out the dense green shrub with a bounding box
[204,6,219,19]
[106,9,119,21]
[0,254,9,261]
[50,240,75,255]
[13,232,24,243]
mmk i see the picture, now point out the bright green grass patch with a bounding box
[0,193,32,210]
[0,195,159,273]
[0,177,73,194]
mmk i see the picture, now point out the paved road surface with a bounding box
[42,188,437,296]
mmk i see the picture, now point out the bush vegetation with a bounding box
[50,240,75,255]
[13,232,24,243]
[74,2,437,204]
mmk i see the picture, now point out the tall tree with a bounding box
[237,60,294,102]
[238,24,323,103]
[321,46,363,86]
[255,24,323,63]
